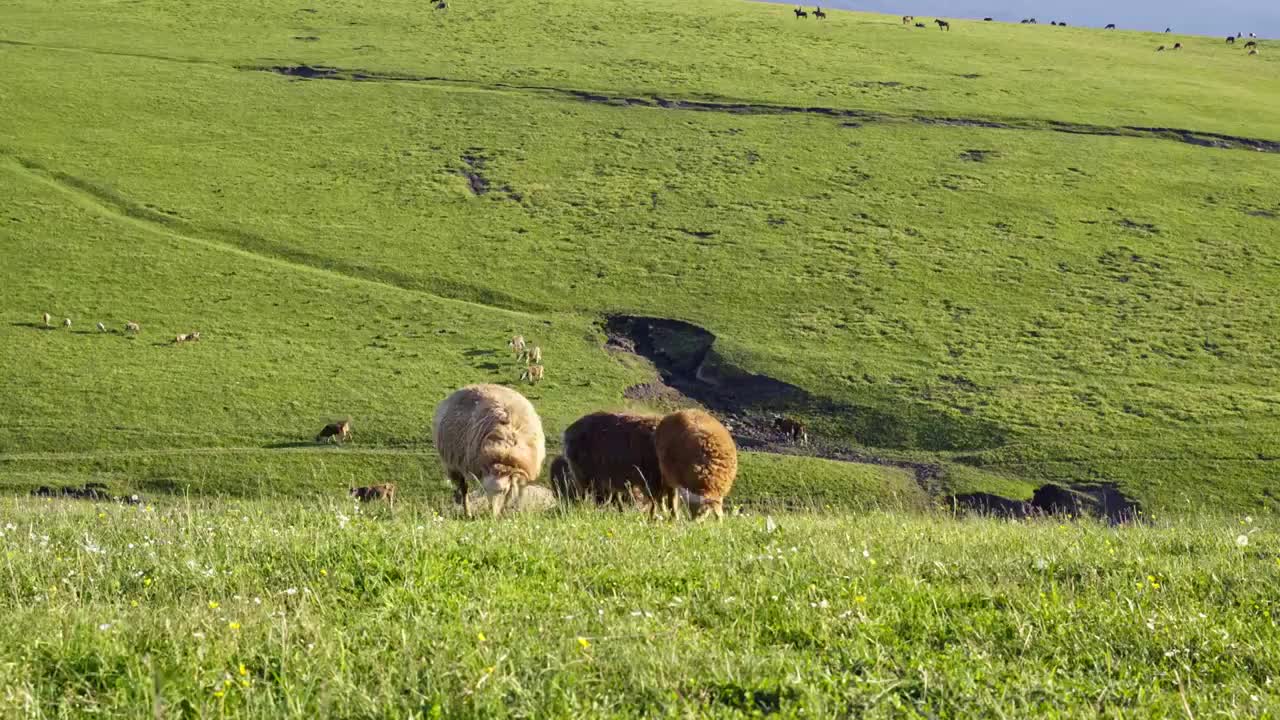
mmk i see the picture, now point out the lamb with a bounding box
[42,312,50,327]
[63,318,72,329]
[174,332,200,344]
[316,419,352,444]
[124,321,140,334]
[654,409,738,521]
[526,345,542,364]
[560,411,663,509]
[350,483,396,506]
[96,322,107,333]
[432,384,546,518]
[507,335,526,356]
[521,364,545,384]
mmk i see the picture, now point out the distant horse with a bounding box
[813,7,826,19]
[794,7,807,18]
[936,19,950,31]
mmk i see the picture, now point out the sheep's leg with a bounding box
[449,471,470,518]
[490,486,509,519]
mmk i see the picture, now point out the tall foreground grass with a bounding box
[0,498,1276,717]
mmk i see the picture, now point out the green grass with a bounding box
[4,0,1280,510]
[1,498,1276,717]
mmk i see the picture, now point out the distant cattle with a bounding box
[936,19,950,31]
[1226,35,1235,44]
[1105,23,1116,29]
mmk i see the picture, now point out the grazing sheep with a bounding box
[561,412,663,509]
[1105,23,1116,29]
[96,322,107,333]
[350,483,396,507]
[174,332,200,344]
[521,364,545,384]
[124,321,140,334]
[62,318,72,329]
[773,416,808,444]
[432,384,546,519]
[42,312,50,327]
[902,15,913,24]
[1226,36,1236,44]
[526,345,542,364]
[813,7,825,19]
[316,419,352,444]
[654,409,738,521]
[508,334,526,356]
[936,19,950,31]
[549,455,579,502]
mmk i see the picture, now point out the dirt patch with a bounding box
[245,65,1280,154]
[951,482,1139,524]
[958,149,996,162]
[31,483,142,504]
[677,228,717,239]
[459,151,491,195]
[604,314,1006,462]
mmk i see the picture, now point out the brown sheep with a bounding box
[124,321,140,334]
[508,335,526,356]
[654,409,738,521]
[350,483,396,506]
[561,411,663,509]
[316,419,352,444]
[433,384,546,518]
[521,364,545,384]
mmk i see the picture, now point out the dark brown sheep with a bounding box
[561,412,662,509]
[350,483,396,506]
[654,409,738,521]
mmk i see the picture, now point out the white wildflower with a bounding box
[1236,534,1249,547]
[765,515,777,533]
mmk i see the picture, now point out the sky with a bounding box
[815,1,1280,38]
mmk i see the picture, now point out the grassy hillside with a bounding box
[1,499,1275,717]
[3,0,1280,509]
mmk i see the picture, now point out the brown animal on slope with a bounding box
[654,409,738,521]
[350,483,396,506]
[125,321,141,334]
[561,412,663,509]
[432,384,546,518]
[316,419,352,444]
[508,335,526,356]
[773,416,808,444]
[521,364,545,384]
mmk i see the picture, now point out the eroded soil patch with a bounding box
[245,65,1280,154]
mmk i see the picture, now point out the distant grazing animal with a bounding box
[350,483,396,506]
[1173,43,1181,50]
[936,19,950,31]
[124,321,140,334]
[914,22,925,28]
[813,7,826,19]
[1226,36,1235,44]
[96,322,106,333]
[316,419,351,444]
[434,0,446,8]
[794,7,807,18]
[1245,41,1257,49]
[1059,21,1067,26]
[1029,18,1037,24]
[507,334,526,356]
[902,15,913,24]
[1249,33,1256,38]
[526,345,542,364]
[983,17,992,22]
[62,318,71,329]
[174,331,201,344]
[41,312,50,327]
[560,411,663,509]
[1050,21,1057,26]
[1105,23,1116,29]
[654,409,738,521]
[1156,45,1166,51]
[1165,27,1171,33]
[432,383,546,519]
[520,364,544,384]
[773,416,808,444]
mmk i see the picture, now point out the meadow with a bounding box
[3,0,1280,713]
[0,498,1276,717]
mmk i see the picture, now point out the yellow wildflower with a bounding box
[208,601,220,610]
[577,636,591,650]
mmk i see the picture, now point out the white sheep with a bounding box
[124,321,140,334]
[432,384,546,518]
[42,312,50,327]
[508,335,526,356]
[63,318,72,329]
[96,322,107,333]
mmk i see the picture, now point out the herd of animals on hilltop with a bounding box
[793,8,1265,54]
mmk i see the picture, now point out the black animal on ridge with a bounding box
[936,19,950,31]
[813,7,826,19]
